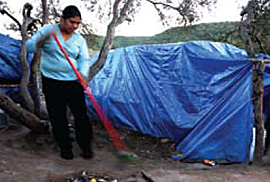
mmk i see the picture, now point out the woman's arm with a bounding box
[25,24,54,53]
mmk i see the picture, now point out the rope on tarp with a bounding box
[0,84,20,88]
[249,58,270,64]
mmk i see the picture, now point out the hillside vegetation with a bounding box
[86,21,270,55]
[86,22,243,51]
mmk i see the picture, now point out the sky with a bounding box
[116,0,249,36]
[0,0,249,38]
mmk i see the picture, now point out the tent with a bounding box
[2,33,269,163]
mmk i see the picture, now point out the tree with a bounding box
[240,0,270,164]
[240,0,270,56]
[145,0,217,26]
[0,1,21,31]
[0,1,48,133]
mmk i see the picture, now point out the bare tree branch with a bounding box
[0,6,21,30]
[89,0,136,80]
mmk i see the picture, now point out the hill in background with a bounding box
[86,21,243,51]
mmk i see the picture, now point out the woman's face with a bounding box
[61,16,81,34]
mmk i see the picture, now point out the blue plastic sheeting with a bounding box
[0,34,32,80]
[0,34,22,79]
[262,54,270,118]
[0,34,33,102]
[87,41,254,163]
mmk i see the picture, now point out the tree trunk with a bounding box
[30,51,43,118]
[0,89,48,134]
[89,0,135,80]
[240,4,265,164]
[252,62,265,165]
[19,41,34,112]
[19,3,36,112]
[41,0,49,24]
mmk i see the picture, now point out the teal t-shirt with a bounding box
[25,24,90,81]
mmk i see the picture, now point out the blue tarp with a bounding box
[0,34,33,102]
[0,34,23,79]
[87,41,254,163]
[263,54,270,117]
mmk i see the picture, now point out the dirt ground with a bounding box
[0,120,270,182]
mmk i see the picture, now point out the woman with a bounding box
[26,5,93,160]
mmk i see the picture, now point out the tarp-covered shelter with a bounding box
[1,33,269,163]
[87,41,254,163]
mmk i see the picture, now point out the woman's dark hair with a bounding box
[62,5,81,19]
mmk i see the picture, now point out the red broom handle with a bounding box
[52,33,127,150]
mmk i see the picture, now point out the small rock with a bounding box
[160,138,170,143]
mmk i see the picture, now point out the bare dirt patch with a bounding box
[0,121,270,182]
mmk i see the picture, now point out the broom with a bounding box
[52,33,137,162]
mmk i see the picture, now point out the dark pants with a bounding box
[42,75,93,153]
